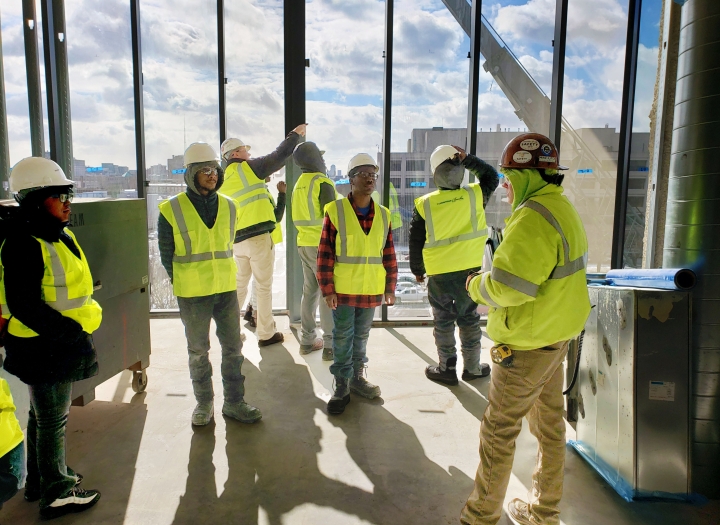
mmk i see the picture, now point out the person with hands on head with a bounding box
[0,157,101,520]
[219,123,307,347]
[460,134,590,525]
[409,144,498,386]
[291,142,338,360]
[316,153,397,415]
[159,142,261,428]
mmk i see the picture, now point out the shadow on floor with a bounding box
[1,397,148,525]
[172,343,474,524]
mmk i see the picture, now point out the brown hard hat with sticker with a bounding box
[499,133,568,171]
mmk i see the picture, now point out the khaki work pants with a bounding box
[461,341,569,525]
[233,233,276,340]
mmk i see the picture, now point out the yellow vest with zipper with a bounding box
[159,192,238,298]
[219,161,276,231]
[0,229,102,338]
[469,174,590,350]
[415,183,487,276]
[292,172,337,246]
[325,198,389,296]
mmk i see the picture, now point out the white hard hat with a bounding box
[10,157,73,193]
[430,145,459,174]
[347,153,378,176]
[184,142,220,167]
[220,137,250,160]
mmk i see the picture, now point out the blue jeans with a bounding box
[0,441,25,509]
[26,381,78,506]
[330,305,374,379]
[428,273,483,372]
[178,291,245,404]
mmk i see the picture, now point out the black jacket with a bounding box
[228,131,301,243]
[1,209,98,385]
[409,154,499,278]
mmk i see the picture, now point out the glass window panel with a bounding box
[562,0,632,271]
[226,0,285,310]
[66,0,136,199]
[622,0,661,268]
[141,0,219,310]
[1,2,37,171]
[388,0,471,320]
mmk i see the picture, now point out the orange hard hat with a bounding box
[499,133,568,170]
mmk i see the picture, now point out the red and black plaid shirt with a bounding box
[317,192,398,308]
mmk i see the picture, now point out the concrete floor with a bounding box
[2,317,717,525]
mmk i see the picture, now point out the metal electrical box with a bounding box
[67,199,151,404]
[569,286,691,500]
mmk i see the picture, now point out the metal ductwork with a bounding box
[662,0,720,498]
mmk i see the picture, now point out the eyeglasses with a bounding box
[51,193,74,203]
[354,171,378,180]
[197,167,218,177]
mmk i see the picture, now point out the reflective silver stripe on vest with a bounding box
[423,186,487,248]
[42,241,91,311]
[170,196,234,264]
[479,272,501,308]
[491,267,539,298]
[517,199,588,280]
[237,192,270,208]
[335,201,387,265]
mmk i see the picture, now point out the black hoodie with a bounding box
[1,204,98,385]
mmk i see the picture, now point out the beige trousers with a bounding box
[461,341,569,525]
[233,233,276,340]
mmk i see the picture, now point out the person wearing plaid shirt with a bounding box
[317,153,397,415]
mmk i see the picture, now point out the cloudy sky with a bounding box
[1,0,659,173]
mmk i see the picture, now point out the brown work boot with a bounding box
[258,332,284,347]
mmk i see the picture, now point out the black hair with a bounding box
[538,169,564,186]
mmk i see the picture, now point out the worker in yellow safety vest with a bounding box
[461,134,590,525]
[158,142,261,428]
[317,153,398,415]
[219,124,306,347]
[291,142,338,360]
[0,157,101,518]
[409,145,499,386]
[0,376,25,510]
[371,180,402,231]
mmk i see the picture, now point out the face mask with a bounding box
[433,161,464,189]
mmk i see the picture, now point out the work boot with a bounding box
[300,338,323,355]
[462,363,491,381]
[222,401,262,423]
[507,498,548,525]
[191,401,214,426]
[350,367,381,399]
[425,356,459,385]
[243,305,254,322]
[26,473,83,503]
[322,347,333,361]
[258,332,284,347]
[39,487,101,520]
[327,377,351,415]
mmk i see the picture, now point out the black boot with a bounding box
[425,356,459,385]
[462,363,491,381]
[327,377,351,415]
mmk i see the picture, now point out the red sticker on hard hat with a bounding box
[538,156,556,163]
[520,139,540,151]
[512,151,533,164]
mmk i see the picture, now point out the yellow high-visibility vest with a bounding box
[292,172,337,246]
[325,198,389,295]
[0,379,23,458]
[371,181,402,230]
[415,183,488,275]
[159,193,238,298]
[269,192,283,244]
[219,162,276,231]
[0,229,102,338]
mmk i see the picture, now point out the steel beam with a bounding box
[22,0,45,157]
[610,0,642,269]
[217,0,227,143]
[465,0,482,181]
[381,0,394,322]
[131,0,146,198]
[549,0,568,147]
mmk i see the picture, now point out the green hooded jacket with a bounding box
[468,168,590,350]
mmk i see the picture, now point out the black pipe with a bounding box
[465,0,482,181]
[381,0,394,322]
[130,0,146,198]
[217,0,227,143]
[549,0,568,147]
